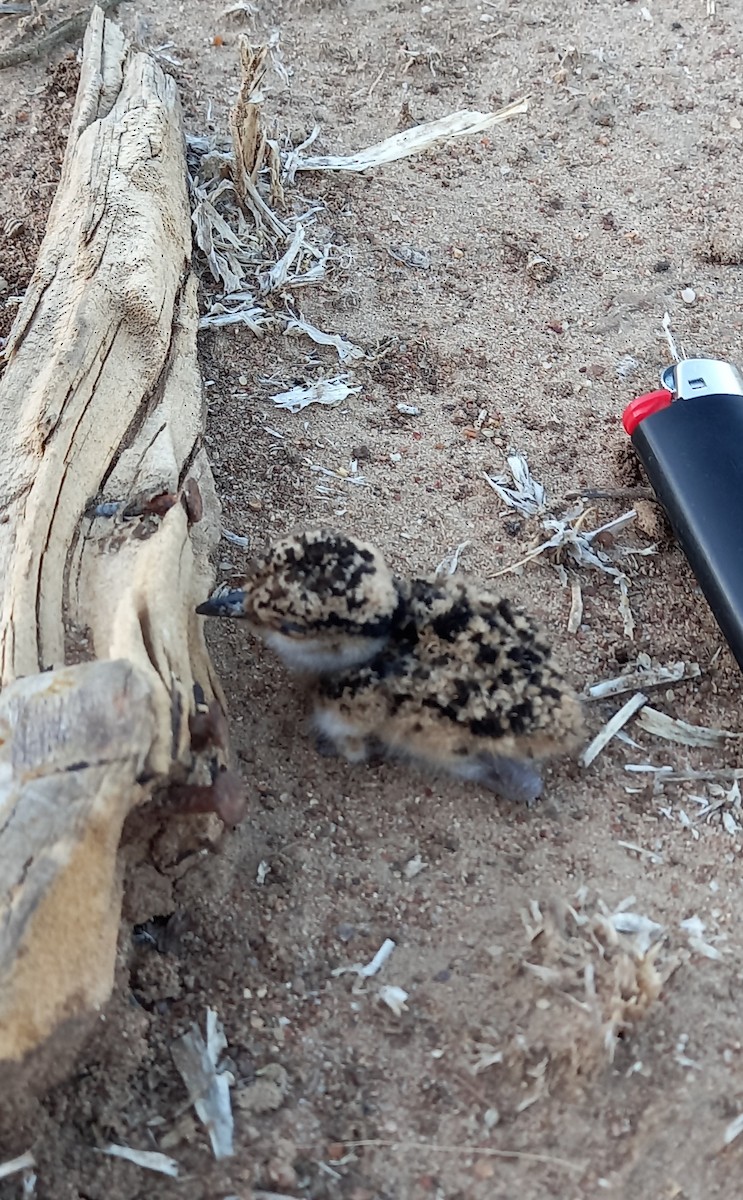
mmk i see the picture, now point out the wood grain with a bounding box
[0,6,228,1068]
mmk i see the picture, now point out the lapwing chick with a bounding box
[196,528,403,674]
[312,576,585,805]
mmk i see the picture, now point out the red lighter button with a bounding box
[622,388,673,437]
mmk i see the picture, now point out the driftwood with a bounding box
[0,8,230,1074]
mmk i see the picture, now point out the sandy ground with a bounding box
[2,0,743,1196]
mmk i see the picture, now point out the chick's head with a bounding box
[197,528,403,674]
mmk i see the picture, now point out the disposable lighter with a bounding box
[622,358,743,672]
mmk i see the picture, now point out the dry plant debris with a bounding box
[679,915,723,960]
[222,528,251,549]
[518,890,673,1082]
[695,779,743,830]
[723,1113,743,1149]
[283,100,529,176]
[101,1145,180,1177]
[378,984,409,1016]
[331,937,413,1016]
[623,749,743,850]
[658,778,743,842]
[631,766,743,786]
[332,936,396,984]
[341,1138,585,1172]
[484,453,546,517]
[636,707,742,748]
[429,888,680,1128]
[222,0,259,18]
[269,376,360,413]
[188,37,527,363]
[586,654,701,700]
[582,663,741,789]
[171,1008,234,1160]
[484,455,640,636]
[0,1152,35,1181]
[581,692,648,767]
[435,539,470,577]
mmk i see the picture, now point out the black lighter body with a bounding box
[623,358,743,673]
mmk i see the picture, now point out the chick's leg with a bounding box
[314,730,341,758]
[473,754,543,806]
[312,707,373,764]
[314,731,371,763]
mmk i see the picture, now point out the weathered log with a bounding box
[0,8,229,1073]
[0,661,153,1066]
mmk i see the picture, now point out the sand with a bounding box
[1,0,743,1195]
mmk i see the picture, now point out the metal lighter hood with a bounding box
[661,358,743,402]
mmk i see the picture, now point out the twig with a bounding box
[0,1153,35,1181]
[661,311,682,361]
[563,487,655,503]
[368,63,386,97]
[586,660,700,700]
[342,1139,584,1172]
[581,692,648,767]
[567,577,583,633]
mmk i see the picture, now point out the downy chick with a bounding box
[312,575,584,804]
[197,530,584,803]
[196,527,403,674]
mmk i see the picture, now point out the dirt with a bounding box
[2,0,743,1196]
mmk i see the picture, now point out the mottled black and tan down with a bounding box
[197,529,402,674]
[197,528,585,802]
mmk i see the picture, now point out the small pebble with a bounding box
[681,287,696,304]
[473,1159,495,1181]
